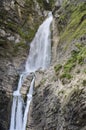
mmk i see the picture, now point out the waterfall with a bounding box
[9,97,17,130]
[9,12,53,130]
[9,94,24,130]
[46,0,49,3]
[25,12,53,72]
[22,77,35,130]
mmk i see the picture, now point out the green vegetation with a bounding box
[54,42,86,79]
[37,0,55,10]
[84,69,86,74]
[0,0,44,46]
[40,78,46,85]
[76,69,80,74]
[60,57,75,79]
[14,0,43,42]
[62,43,86,78]
[6,22,18,31]
[25,0,34,6]
[14,41,28,49]
[59,2,86,43]
[64,58,76,72]
[75,43,86,64]
[18,27,37,42]
[77,48,86,65]
[60,73,72,79]
[49,0,55,8]
[54,62,73,79]
[13,41,28,55]
[82,80,86,86]
[54,64,62,74]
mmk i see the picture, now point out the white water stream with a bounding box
[9,13,53,130]
[46,0,49,3]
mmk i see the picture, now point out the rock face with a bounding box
[0,0,47,129]
[26,67,86,130]
[26,0,86,130]
[0,41,28,129]
[0,0,86,130]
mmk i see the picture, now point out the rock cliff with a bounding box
[0,0,45,129]
[0,0,86,130]
[27,0,86,130]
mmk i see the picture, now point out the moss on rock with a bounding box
[54,64,62,74]
[37,0,55,10]
[58,1,86,43]
[54,42,86,80]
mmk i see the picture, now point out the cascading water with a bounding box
[46,0,49,3]
[9,12,53,130]
[25,12,53,72]
[22,77,35,130]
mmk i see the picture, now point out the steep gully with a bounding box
[9,13,53,130]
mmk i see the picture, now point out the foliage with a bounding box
[84,69,86,74]
[82,80,86,86]
[54,42,86,79]
[59,2,86,43]
[60,73,72,79]
[75,43,86,64]
[37,0,55,10]
[54,64,62,74]
[13,41,28,55]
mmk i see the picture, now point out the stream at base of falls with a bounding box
[9,12,53,130]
